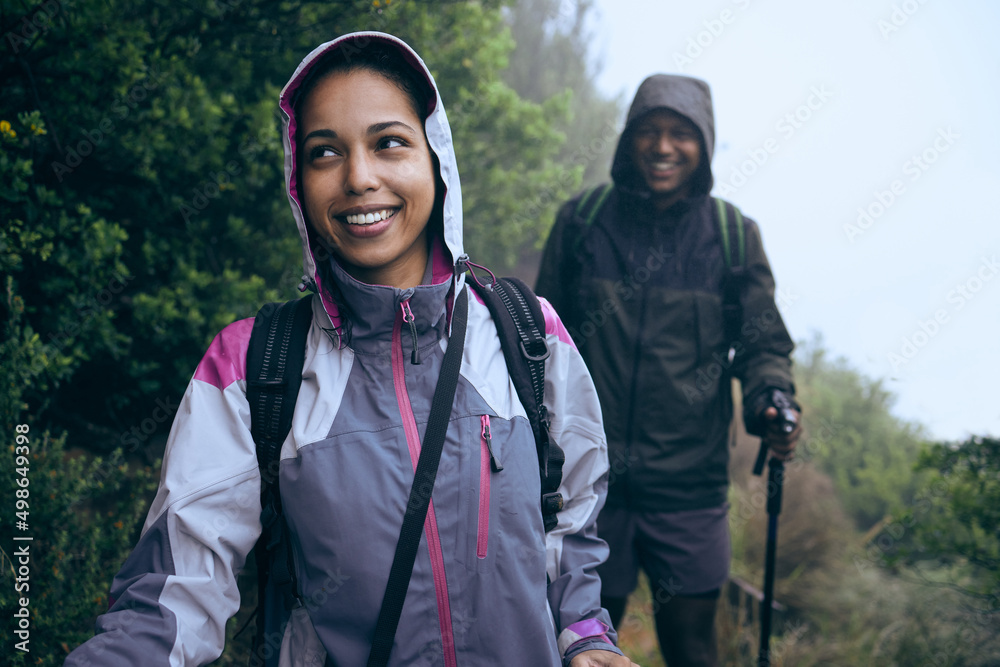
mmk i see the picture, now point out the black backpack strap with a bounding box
[245,295,313,667]
[367,288,469,667]
[713,197,747,350]
[468,274,565,532]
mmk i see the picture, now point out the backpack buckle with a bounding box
[247,378,288,394]
[520,339,550,362]
[541,492,564,515]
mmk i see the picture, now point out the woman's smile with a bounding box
[299,68,437,288]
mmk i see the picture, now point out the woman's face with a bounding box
[299,68,436,289]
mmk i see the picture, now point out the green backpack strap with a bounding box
[574,183,614,229]
[568,183,614,262]
[714,197,745,272]
[712,197,746,351]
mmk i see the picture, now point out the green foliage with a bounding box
[2,0,621,659]
[879,435,1000,609]
[2,0,590,450]
[792,335,930,528]
[0,426,158,666]
[501,0,623,270]
[503,0,623,188]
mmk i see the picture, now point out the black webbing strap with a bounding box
[246,295,313,667]
[469,275,565,532]
[714,197,746,351]
[366,288,469,667]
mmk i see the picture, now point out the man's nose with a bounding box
[654,133,676,155]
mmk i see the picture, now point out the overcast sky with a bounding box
[581,0,999,442]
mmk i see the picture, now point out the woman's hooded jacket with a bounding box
[65,32,618,667]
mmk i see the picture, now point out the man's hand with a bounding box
[569,649,641,667]
[761,406,802,461]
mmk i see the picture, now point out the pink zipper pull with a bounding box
[400,300,420,365]
[481,415,502,471]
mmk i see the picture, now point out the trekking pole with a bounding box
[755,454,783,667]
[752,390,797,667]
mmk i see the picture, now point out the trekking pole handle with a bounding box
[752,389,798,476]
[752,440,769,476]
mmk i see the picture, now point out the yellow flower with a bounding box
[30,123,46,136]
[0,120,16,138]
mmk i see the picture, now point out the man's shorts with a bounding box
[596,504,731,599]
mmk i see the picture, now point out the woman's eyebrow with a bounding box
[368,120,417,136]
[302,128,337,142]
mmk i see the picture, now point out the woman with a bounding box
[66,32,633,666]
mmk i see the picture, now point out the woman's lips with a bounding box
[338,208,399,238]
[343,208,399,225]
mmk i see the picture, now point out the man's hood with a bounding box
[277,31,464,288]
[610,73,715,197]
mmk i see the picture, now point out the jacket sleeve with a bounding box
[538,298,625,666]
[535,199,580,329]
[731,218,797,424]
[65,320,262,667]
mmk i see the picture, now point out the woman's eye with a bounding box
[309,145,338,160]
[377,136,406,150]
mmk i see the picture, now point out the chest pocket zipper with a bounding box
[478,415,502,559]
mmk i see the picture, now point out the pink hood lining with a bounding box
[278,32,467,337]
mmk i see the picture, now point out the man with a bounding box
[536,74,801,666]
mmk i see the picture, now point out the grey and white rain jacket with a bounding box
[66,32,620,667]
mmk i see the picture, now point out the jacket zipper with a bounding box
[401,300,421,365]
[391,301,457,666]
[478,415,502,559]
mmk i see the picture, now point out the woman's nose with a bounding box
[344,153,380,195]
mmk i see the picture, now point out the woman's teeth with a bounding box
[344,209,395,225]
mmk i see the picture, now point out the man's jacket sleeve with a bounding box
[535,200,578,327]
[65,320,262,667]
[732,218,796,409]
[537,298,625,665]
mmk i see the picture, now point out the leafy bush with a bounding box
[0,429,157,666]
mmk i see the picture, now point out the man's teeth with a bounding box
[345,209,394,225]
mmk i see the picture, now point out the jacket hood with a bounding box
[610,73,715,197]
[278,32,464,304]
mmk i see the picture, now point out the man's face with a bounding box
[630,109,702,210]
